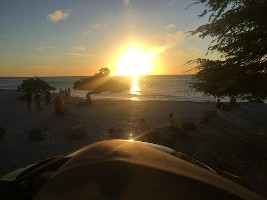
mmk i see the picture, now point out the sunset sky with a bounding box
[0,0,217,77]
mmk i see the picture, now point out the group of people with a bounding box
[59,88,71,105]
[25,91,42,112]
[216,96,238,109]
[25,88,71,116]
[108,113,184,141]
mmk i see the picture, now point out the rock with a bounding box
[66,126,88,139]
[221,104,232,111]
[0,127,6,140]
[200,110,217,123]
[29,129,44,141]
[182,122,196,130]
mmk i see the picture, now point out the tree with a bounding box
[189,0,267,101]
[73,68,129,95]
[19,77,55,92]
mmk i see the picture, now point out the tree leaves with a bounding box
[189,0,267,100]
[20,78,55,92]
[73,68,129,94]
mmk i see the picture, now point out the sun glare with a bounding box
[115,46,154,76]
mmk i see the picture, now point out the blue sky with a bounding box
[0,0,215,76]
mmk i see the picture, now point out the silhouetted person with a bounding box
[230,96,237,106]
[216,99,223,108]
[86,92,92,105]
[67,88,71,103]
[64,89,68,104]
[35,92,41,111]
[45,90,51,105]
[54,95,63,116]
[59,88,64,101]
[25,90,32,112]
[167,113,182,131]
[17,85,21,92]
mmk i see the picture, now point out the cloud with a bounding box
[47,10,71,22]
[71,45,87,51]
[153,31,183,42]
[94,23,107,29]
[35,42,54,51]
[168,0,176,7]
[165,24,176,29]
[123,0,129,6]
[81,30,91,36]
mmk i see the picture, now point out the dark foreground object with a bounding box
[0,140,263,200]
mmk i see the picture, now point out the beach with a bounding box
[0,89,267,198]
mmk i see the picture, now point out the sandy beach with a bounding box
[0,89,267,198]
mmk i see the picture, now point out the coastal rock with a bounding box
[66,126,88,139]
[200,110,217,123]
[0,127,6,140]
[29,129,44,141]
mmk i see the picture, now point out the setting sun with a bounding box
[115,46,154,76]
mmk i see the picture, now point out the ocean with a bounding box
[0,75,216,102]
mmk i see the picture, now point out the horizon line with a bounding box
[0,74,195,78]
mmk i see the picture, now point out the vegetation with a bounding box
[19,77,55,92]
[73,68,129,94]
[189,0,267,101]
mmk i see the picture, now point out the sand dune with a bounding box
[0,89,267,198]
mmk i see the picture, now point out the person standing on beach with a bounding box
[230,96,237,106]
[25,90,32,112]
[54,95,63,116]
[216,99,223,109]
[67,88,71,103]
[35,92,42,111]
[59,88,64,101]
[45,90,51,105]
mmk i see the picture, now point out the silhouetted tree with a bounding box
[189,0,267,101]
[19,77,55,92]
[73,68,129,95]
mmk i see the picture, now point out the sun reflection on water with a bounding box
[130,75,140,101]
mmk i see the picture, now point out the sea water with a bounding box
[0,75,216,102]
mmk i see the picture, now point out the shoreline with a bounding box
[0,89,267,198]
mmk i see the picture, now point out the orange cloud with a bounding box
[47,10,71,22]
[153,31,183,42]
